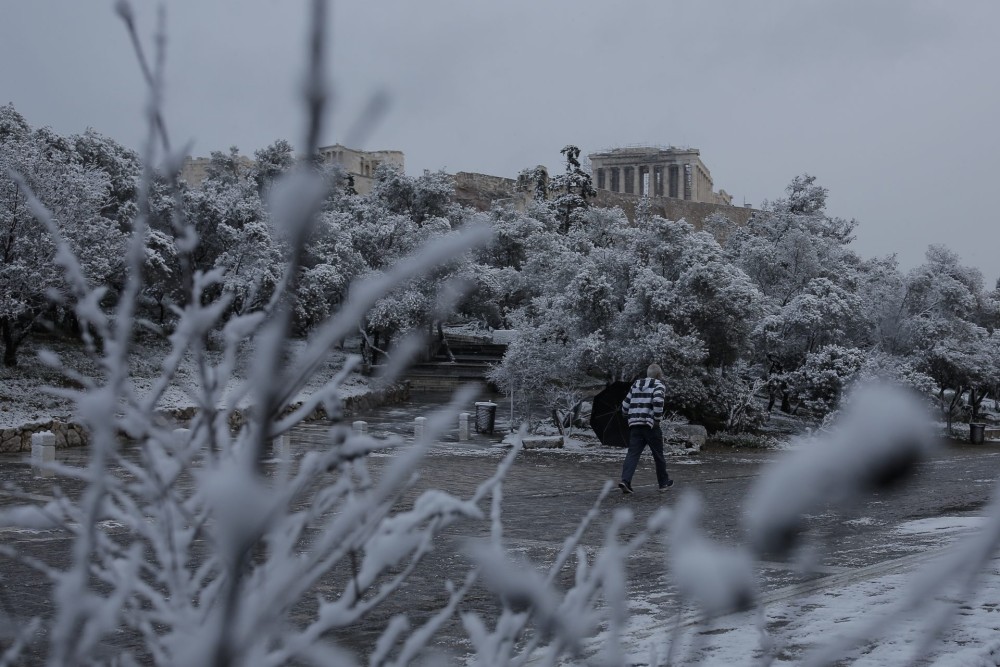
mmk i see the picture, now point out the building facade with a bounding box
[316,144,405,195]
[588,146,732,206]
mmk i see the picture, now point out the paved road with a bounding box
[1,394,999,664]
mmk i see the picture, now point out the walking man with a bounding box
[619,363,674,494]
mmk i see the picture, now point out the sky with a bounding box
[2,1,998,283]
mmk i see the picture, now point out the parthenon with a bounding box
[588,146,732,206]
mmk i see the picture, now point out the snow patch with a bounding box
[893,516,988,536]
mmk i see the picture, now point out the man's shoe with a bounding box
[658,480,675,492]
[618,481,634,495]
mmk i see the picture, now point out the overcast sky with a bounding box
[3,1,998,283]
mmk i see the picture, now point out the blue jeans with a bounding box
[621,424,671,487]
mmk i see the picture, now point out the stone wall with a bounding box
[451,170,757,234]
[593,190,757,231]
[1,420,88,453]
[452,172,526,211]
[0,383,410,453]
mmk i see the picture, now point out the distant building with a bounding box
[179,155,255,188]
[588,146,732,206]
[451,169,755,233]
[179,157,211,186]
[180,145,404,195]
[316,144,405,195]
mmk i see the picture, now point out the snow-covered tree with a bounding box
[855,254,909,353]
[369,163,455,225]
[0,105,127,366]
[251,138,295,195]
[667,231,764,368]
[547,144,597,234]
[175,149,285,317]
[753,277,865,372]
[69,127,141,229]
[727,174,859,308]
[491,208,763,429]
[515,164,548,202]
[900,246,1000,428]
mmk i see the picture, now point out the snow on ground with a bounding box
[588,516,1000,666]
[893,516,989,536]
[7,340,1000,663]
[0,336,371,429]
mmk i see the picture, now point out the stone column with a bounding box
[353,420,368,436]
[414,416,427,439]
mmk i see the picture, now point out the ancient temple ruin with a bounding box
[588,146,732,206]
[317,144,405,195]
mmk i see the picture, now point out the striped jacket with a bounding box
[621,377,665,428]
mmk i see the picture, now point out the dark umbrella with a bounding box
[590,381,632,448]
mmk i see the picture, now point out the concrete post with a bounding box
[272,434,291,461]
[353,420,368,436]
[31,431,55,461]
[458,413,471,441]
[414,416,427,439]
[31,431,55,477]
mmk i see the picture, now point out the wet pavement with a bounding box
[2,392,1000,663]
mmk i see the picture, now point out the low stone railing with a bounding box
[0,382,410,453]
[1,420,88,453]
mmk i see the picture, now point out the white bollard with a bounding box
[414,416,427,439]
[31,431,56,477]
[272,434,291,461]
[353,420,368,436]
[458,413,471,441]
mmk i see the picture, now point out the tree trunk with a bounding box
[780,390,791,414]
[1,319,18,367]
[946,386,965,433]
[970,387,987,421]
[436,321,455,363]
[551,408,565,436]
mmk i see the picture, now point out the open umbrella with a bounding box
[589,381,632,448]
